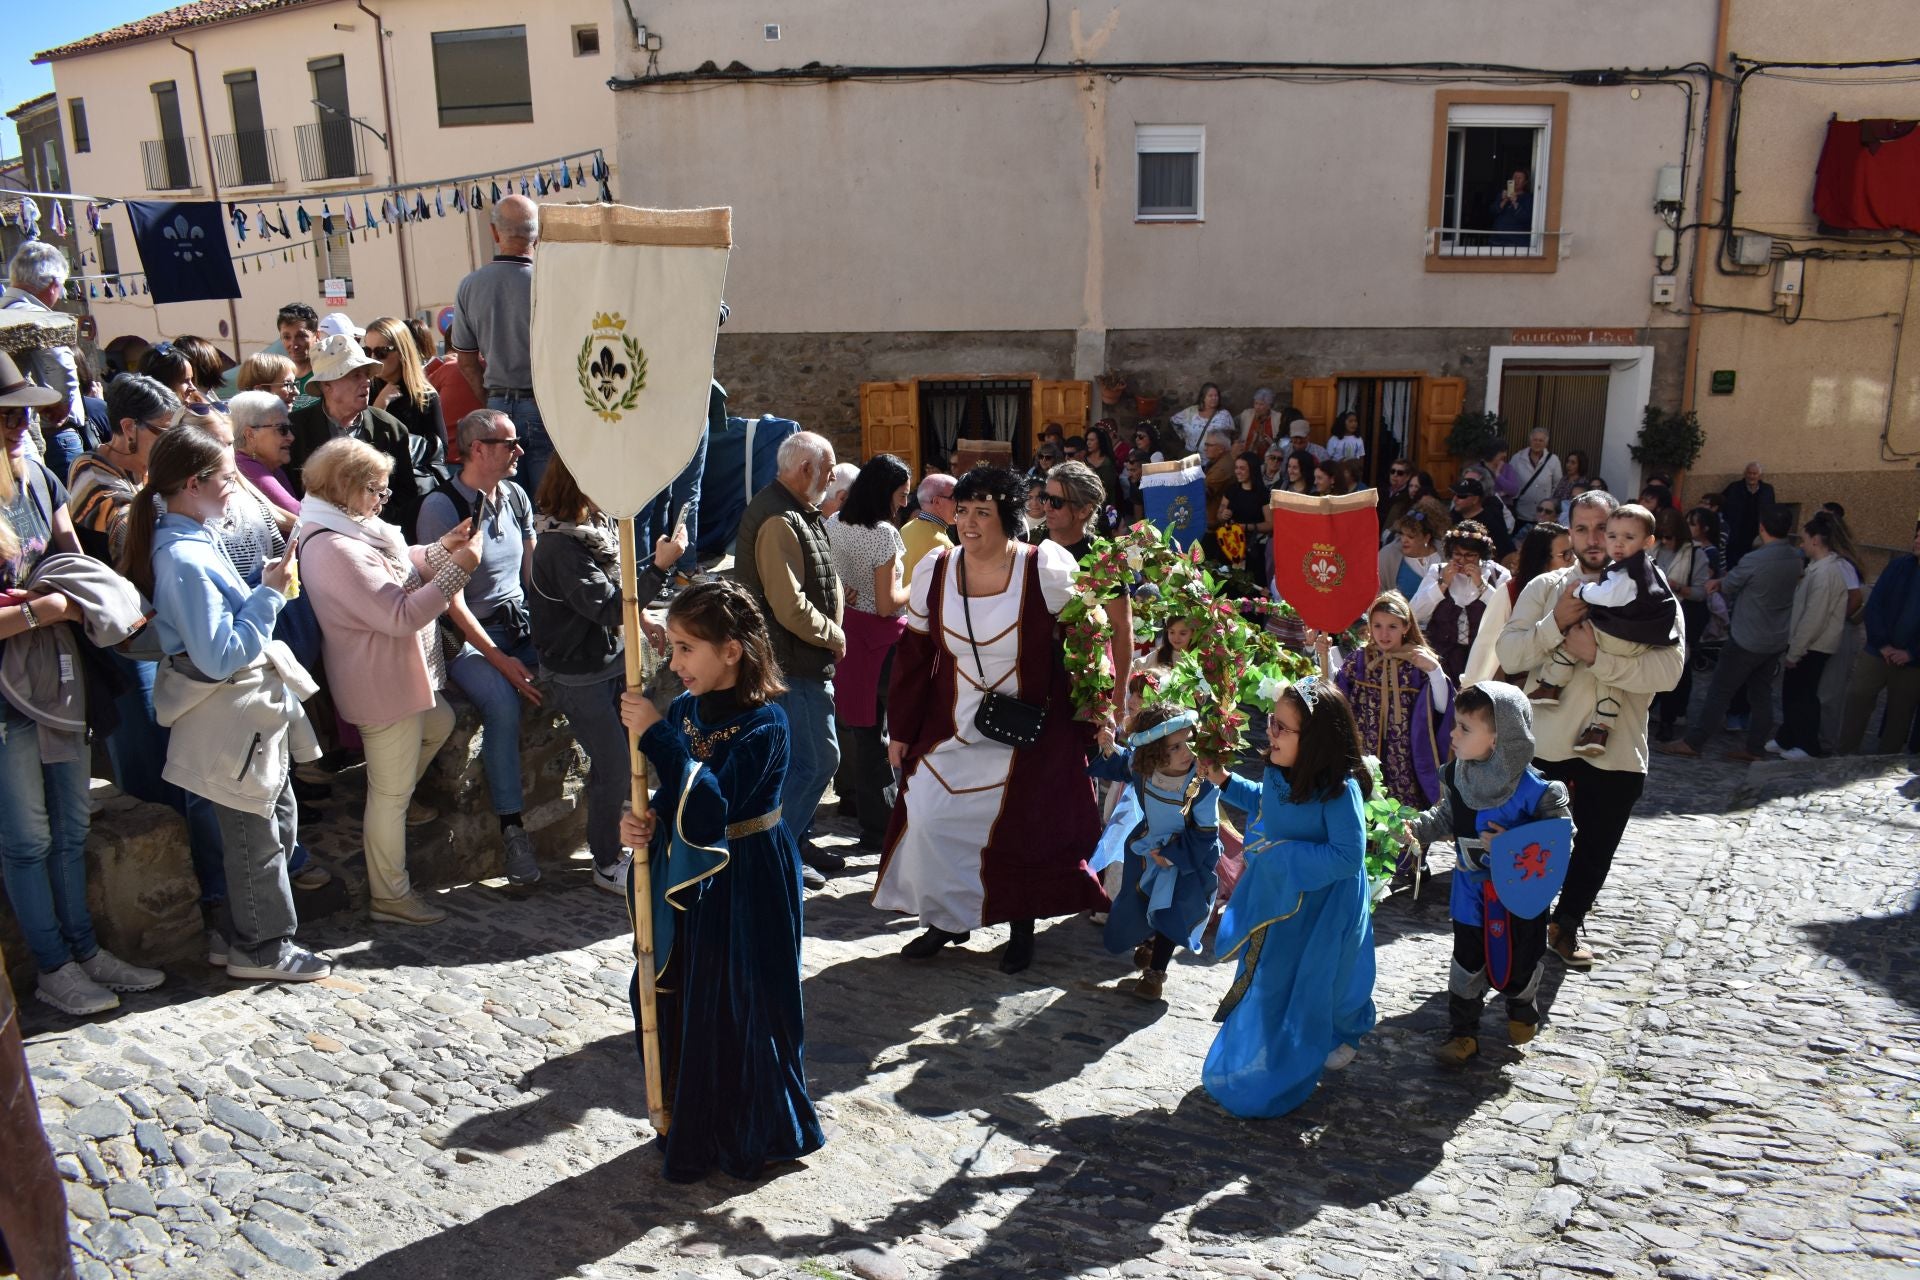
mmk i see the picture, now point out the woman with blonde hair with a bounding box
[296,438,481,926]
[363,316,442,452]
[236,352,300,408]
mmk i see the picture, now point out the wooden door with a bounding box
[859,380,919,477]
[1417,376,1466,491]
[1290,377,1337,444]
[1033,379,1091,448]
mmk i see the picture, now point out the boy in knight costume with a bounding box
[1401,681,1573,1065]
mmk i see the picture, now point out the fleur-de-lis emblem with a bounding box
[1300,543,1347,592]
[576,312,647,423]
[161,213,206,263]
[590,344,626,401]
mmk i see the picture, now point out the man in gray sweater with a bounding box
[1661,503,1803,761]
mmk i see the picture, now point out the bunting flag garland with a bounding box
[38,147,613,297]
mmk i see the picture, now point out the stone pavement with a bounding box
[18,750,1920,1280]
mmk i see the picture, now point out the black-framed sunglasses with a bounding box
[475,435,524,452]
[362,345,394,359]
[1042,493,1071,510]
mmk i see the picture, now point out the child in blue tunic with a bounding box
[1089,703,1225,1001]
[619,580,824,1183]
[1399,681,1573,1065]
[1201,678,1377,1119]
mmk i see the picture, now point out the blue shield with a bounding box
[1488,818,1574,920]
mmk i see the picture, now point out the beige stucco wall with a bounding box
[615,0,1714,346]
[48,0,615,356]
[1688,0,1920,555]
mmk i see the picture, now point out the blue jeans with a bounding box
[43,427,85,485]
[104,650,228,903]
[775,677,839,847]
[450,620,539,816]
[549,672,628,869]
[488,391,551,506]
[0,702,96,971]
[639,424,708,563]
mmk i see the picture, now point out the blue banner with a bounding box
[1141,467,1207,550]
[126,200,241,305]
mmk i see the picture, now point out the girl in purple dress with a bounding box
[1322,591,1453,810]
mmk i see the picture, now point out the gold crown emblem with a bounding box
[590,312,626,332]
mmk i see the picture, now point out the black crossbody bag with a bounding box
[957,549,1047,749]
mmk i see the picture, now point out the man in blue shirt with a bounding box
[415,408,544,885]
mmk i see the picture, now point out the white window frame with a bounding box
[1440,103,1550,258]
[1135,124,1205,222]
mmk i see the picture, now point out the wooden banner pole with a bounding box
[619,515,669,1136]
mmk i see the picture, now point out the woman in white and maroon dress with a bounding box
[876,466,1107,973]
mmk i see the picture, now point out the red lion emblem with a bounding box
[1515,842,1551,881]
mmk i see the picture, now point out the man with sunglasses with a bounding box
[416,409,544,886]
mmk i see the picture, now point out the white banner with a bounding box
[528,205,732,519]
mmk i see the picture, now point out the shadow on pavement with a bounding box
[1802,901,1920,1016]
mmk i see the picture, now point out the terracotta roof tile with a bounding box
[34,0,324,63]
[7,93,56,120]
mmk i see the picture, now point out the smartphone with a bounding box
[1504,179,1516,200]
[469,498,485,537]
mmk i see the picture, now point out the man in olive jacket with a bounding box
[287,333,443,539]
[734,431,845,884]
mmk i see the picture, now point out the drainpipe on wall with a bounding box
[172,37,243,361]
[357,1,414,318]
[1679,0,1733,416]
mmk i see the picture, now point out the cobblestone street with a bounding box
[19,752,1920,1280]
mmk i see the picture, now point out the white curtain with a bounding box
[929,395,965,455]
[985,392,1020,442]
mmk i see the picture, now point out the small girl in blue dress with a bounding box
[1089,703,1226,1001]
[618,580,824,1183]
[1201,678,1377,1118]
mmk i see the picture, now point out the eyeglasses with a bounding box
[249,421,294,436]
[475,436,523,452]
[1042,493,1071,510]
[362,345,394,359]
[365,484,392,498]
[1390,467,1409,476]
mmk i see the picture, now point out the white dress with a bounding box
[873,540,1077,933]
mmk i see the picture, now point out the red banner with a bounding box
[1269,488,1381,634]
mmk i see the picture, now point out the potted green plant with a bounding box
[1629,405,1706,499]
[1446,409,1506,462]
[1096,370,1129,406]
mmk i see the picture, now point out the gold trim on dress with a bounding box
[726,808,782,839]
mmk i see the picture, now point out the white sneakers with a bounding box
[592,857,631,897]
[34,949,166,1016]
[1324,1042,1358,1071]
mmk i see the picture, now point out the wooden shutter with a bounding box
[1417,376,1467,491]
[1290,377,1337,443]
[859,380,919,477]
[1034,379,1091,446]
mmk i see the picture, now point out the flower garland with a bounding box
[1059,522,1316,765]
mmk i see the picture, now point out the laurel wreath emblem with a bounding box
[576,327,647,423]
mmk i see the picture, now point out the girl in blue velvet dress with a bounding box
[1202,678,1377,1119]
[1089,703,1225,1002]
[619,580,823,1183]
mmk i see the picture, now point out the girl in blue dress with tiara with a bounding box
[1089,702,1227,1001]
[1202,677,1377,1118]
[619,580,823,1183]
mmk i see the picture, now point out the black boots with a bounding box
[998,919,1036,974]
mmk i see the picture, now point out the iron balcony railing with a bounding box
[295,118,369,182]
[212,128,280,188]
[140,137,197,191]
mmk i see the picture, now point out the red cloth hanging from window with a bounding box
[1813,118,1920,234]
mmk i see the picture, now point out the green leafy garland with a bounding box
[1059,522,1314,765]
[1060,522,1419,911]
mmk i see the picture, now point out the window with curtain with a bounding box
[1137,125,1204,220]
